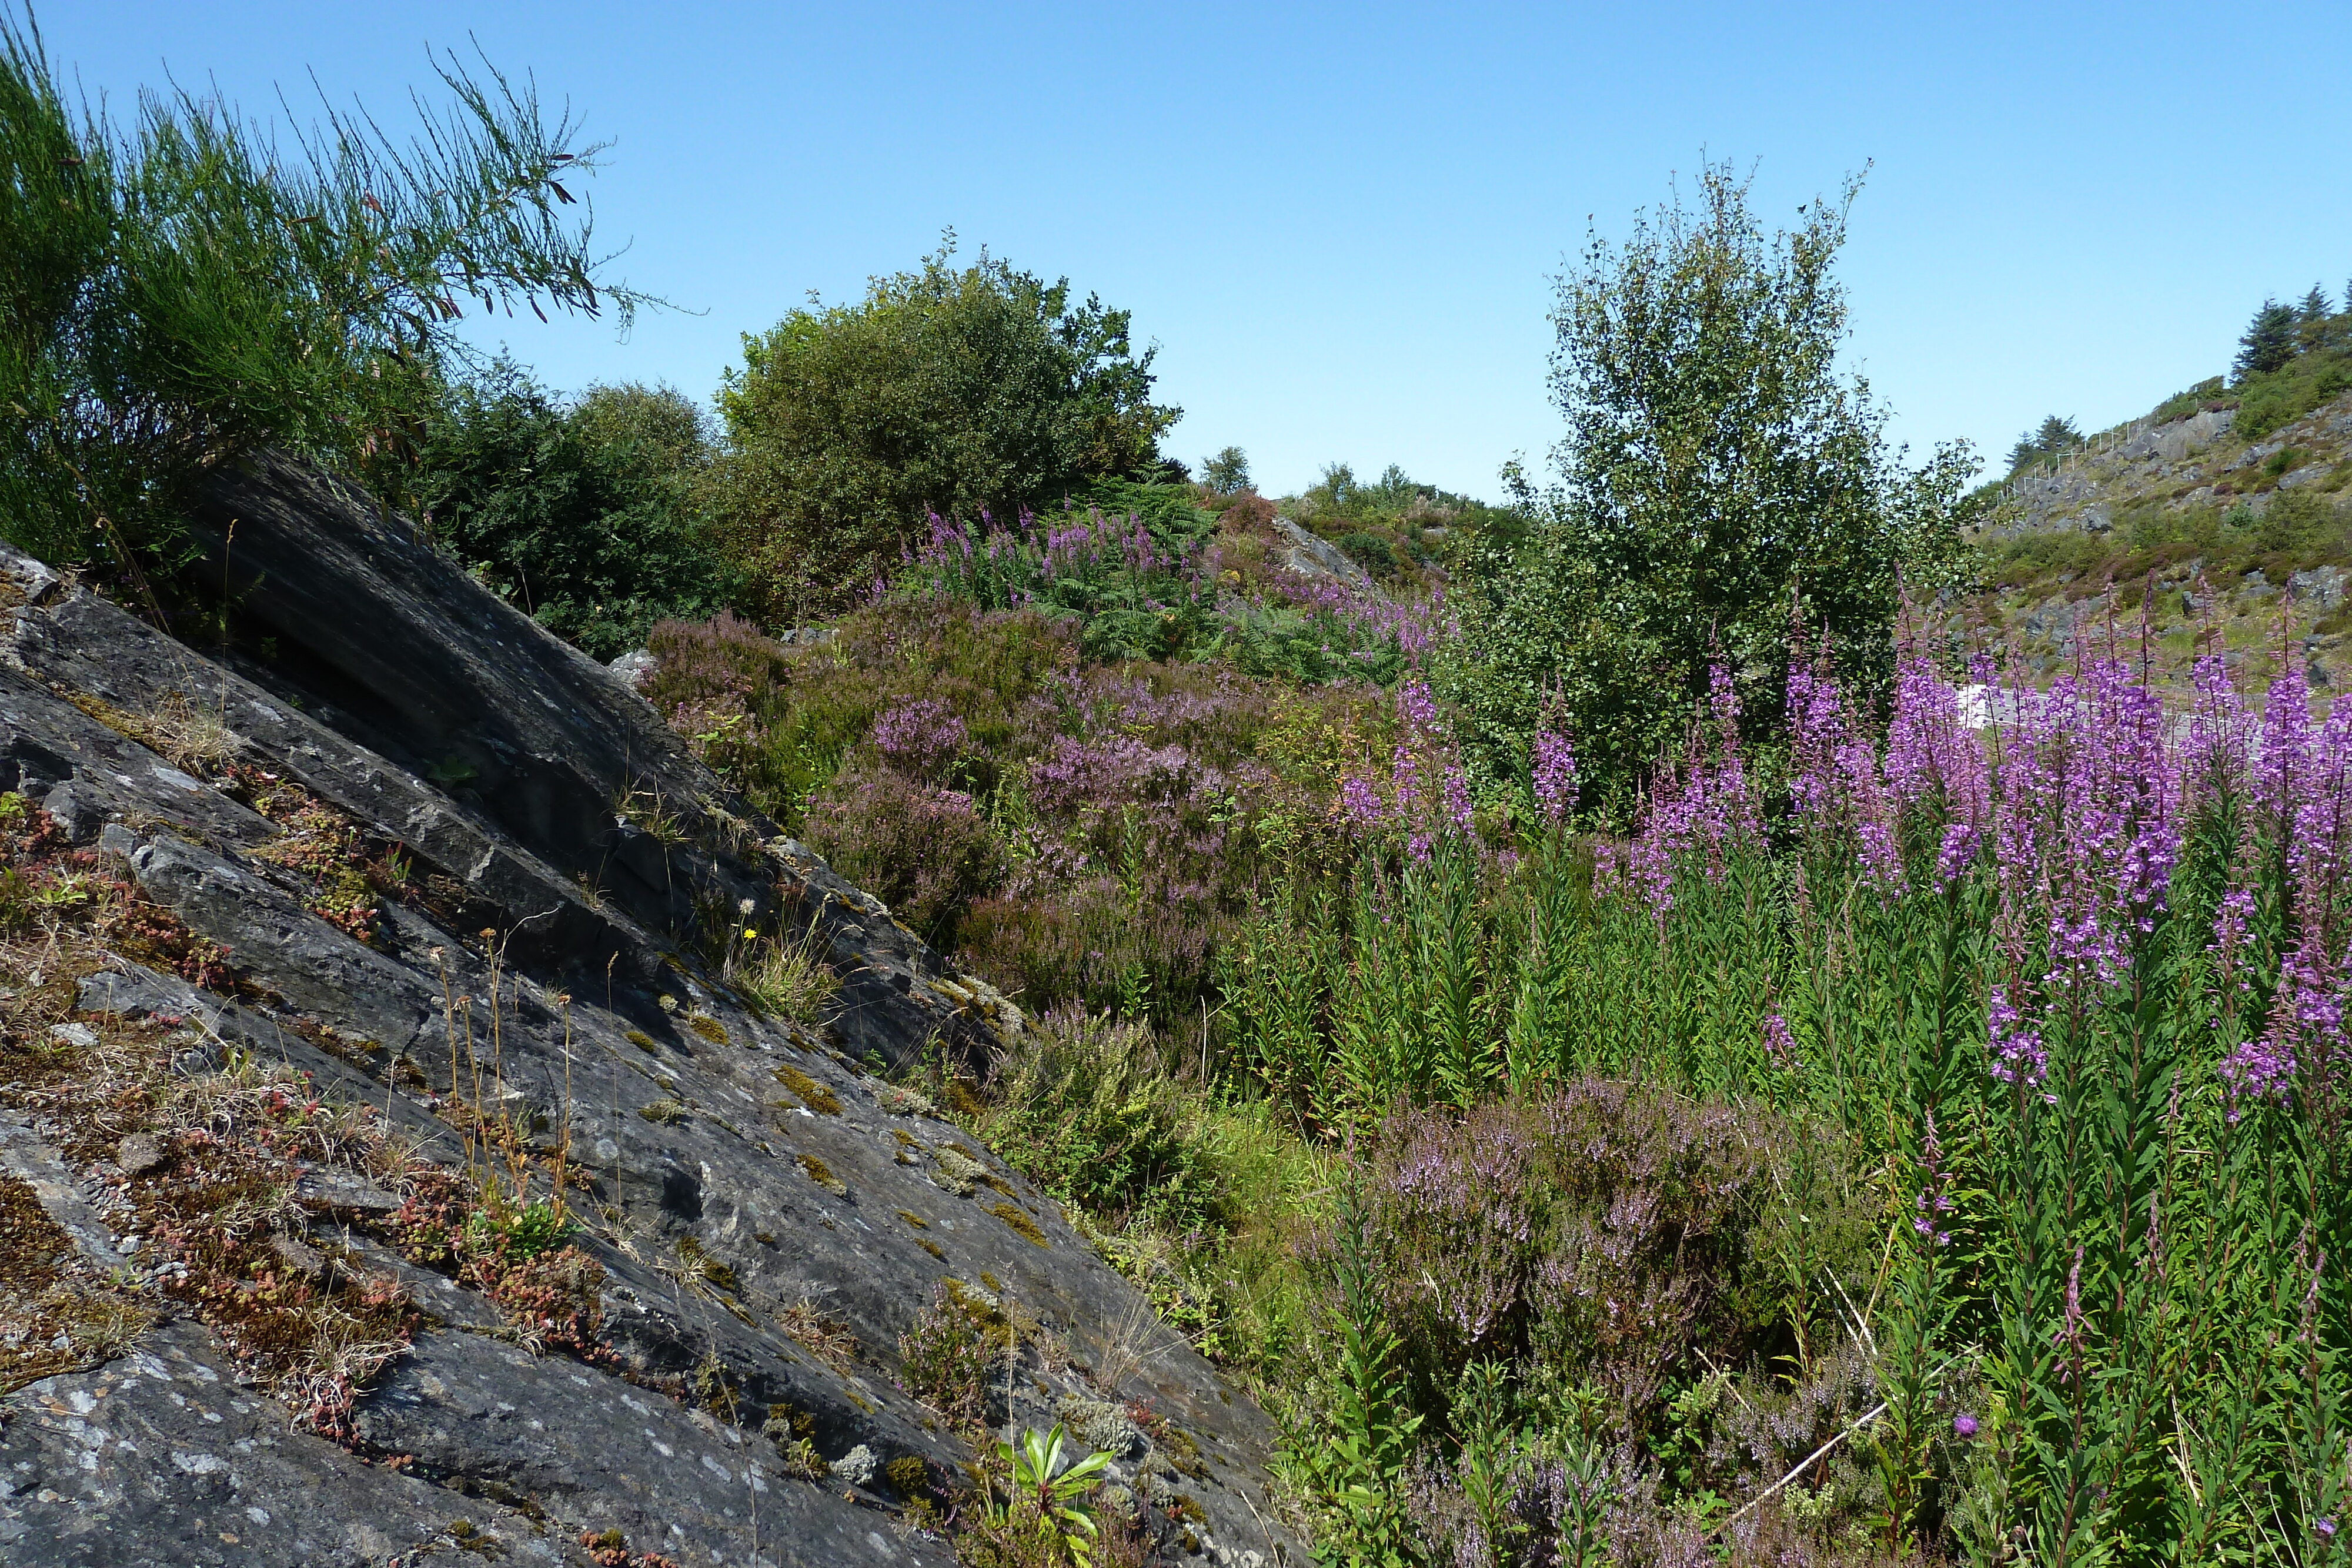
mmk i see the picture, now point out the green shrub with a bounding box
[1335,530,1399,576]
[708,238,1180,618]
[965,1007,1227,1231]
[1451,161,1976,812]
[2234,344,2352,439]
[415,366,733,659]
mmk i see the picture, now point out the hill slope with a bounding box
[1969,365,2352,689]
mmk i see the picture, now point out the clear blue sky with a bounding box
[41,1,2352,497]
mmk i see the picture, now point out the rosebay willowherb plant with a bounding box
[1267,634,2349,1563]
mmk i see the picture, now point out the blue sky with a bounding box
[42,1,2352,497]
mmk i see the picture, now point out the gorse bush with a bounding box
[0,12,639,586]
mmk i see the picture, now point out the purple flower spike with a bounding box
[1532,727,1578,824]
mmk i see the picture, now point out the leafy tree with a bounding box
[0,12,641,589]
[709,238,1180,620]
[2234,299,2299,380]
[412,366,732,660]
[1451,159,1975,814]
[1200,445,1252,493]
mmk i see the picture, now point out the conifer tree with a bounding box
[2233,299,2299,380]
[2297,283,2337,352]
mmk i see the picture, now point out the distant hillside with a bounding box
[1964,305,2352,691]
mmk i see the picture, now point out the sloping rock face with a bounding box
[0,456,1297,1567]
[1266,516,1378,595]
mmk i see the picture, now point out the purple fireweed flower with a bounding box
[1887,650,1990,833]
[2184,653,2253,810]
[1442,765,1474,834]
[1762,1012,1797,1066]
[1620,665,1763,917]
[1912,1111,1955,1246]
[1936,821,1982,891]
[1338,775,1385,830]
[2208,887,2257,1008]
[1787,655,1903,888]
[1532,727,1578,824]
[1988,987,2050,1094]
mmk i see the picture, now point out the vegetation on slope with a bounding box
[8,19,2349,1567]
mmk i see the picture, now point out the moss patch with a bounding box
[686,1014,728,1046]
[1161,1425,1208,1479]
[944,1077,987,1119]
[895,1208,930,1230]
[986,1202,1048,1248]
[625,1030,657,1054]
[676,1236,739,1293]
[797,1154,847,1196]
[918,1238,944,1259]
[774,1062,841,1115]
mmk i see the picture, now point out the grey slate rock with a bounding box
[0,456,1298,1566]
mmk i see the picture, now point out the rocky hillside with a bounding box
[0,456,1296,1567]
[1968,381,2352,690]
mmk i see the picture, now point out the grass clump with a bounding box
[726,924,840,1025]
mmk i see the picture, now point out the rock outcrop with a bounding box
[0,455,1296,1567]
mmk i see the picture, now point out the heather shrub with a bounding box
[903,498,1433,684]
[801,760,1007,948]
[1338,1082,1840,1445]
[648,593,1387,1026]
